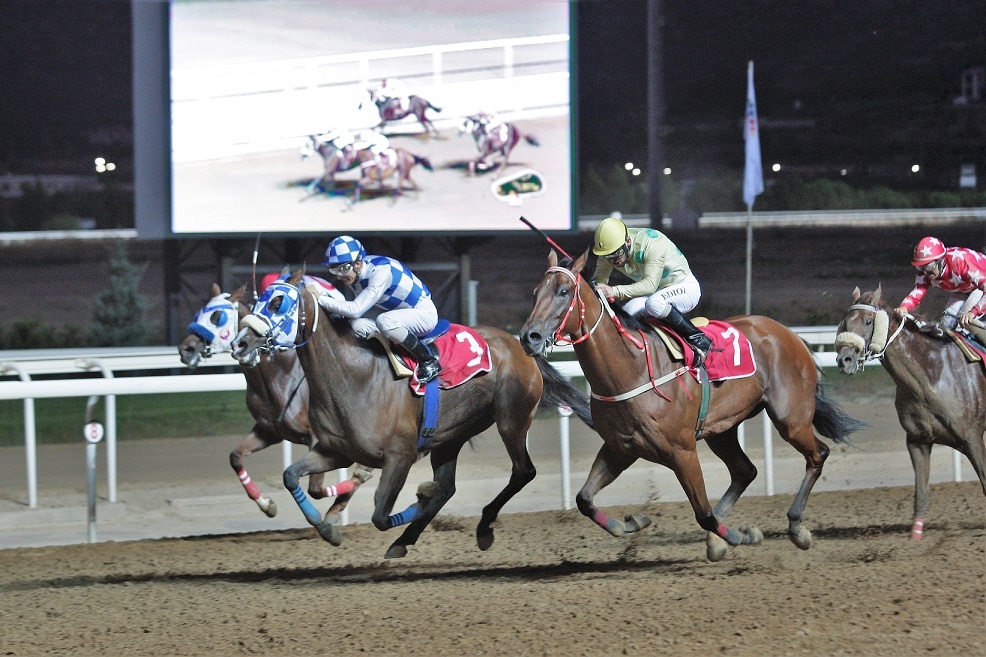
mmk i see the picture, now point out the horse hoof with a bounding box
[417,480,440,504]
[353,467,374,484]
[257,497,277,518]
[477,528,494,551]
[623,514,652,533]
[323,512,341,526]
[315,521,343,547]
[385,544,409,559]
[706,533,728,562]
[789,526,812,550]
[744,527,764,545]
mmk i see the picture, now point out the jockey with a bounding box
[590,215,713,368]
[894,236,986,334]
[475,110,507,149]
[350,130,392,172]
[378,77,410,113]
[317,235,442,383]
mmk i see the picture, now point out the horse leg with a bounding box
[385,442,466,559]
[576,443,648,537]
[369,453,418,536]
[768,407,830,550]
[282,449,352,546]
[704,428,759,561]
[230,428,280,518]
[321,466,375,525]
[906,439,933,540]
[669,446,762,560]
[476,409,539,551]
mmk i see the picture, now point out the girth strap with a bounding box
[417,378,441,451]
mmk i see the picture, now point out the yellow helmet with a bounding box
[592,217,629,256]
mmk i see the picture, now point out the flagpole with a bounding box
[742,60,764,316]
[745,204,752,315]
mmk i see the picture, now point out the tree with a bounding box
[90,241,153,346]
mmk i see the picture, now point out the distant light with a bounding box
[911,164,920,173]
[840,169,848,176]
[631,168,641,176]
[771,163,781,172]
[95,164,106,173]
[106,163,116,171]
[94,157,105,166]
[624,162,634,171]
[663,167,671,175]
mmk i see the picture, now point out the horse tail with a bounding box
[534,354,593,428]
[428,102,442,113]
[812,382,866,445]
[524,134,540,147]
[414,155,434,171]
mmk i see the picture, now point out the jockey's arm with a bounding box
[895,276,931,317]
[612,259,664,301]
[958,288,985,327]
[317,269,389,319]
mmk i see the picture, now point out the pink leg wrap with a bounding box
[237,469,261,500]
[911,518,925,540]
[323,479,356,498]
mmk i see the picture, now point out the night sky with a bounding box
[0,0,982,171]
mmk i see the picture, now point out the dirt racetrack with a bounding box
[1,482,982,656]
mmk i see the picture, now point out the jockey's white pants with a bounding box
[349,297,438,342]
[621,273,702,319]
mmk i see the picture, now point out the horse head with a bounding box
[834,284,891,374]
[519,248,593,357]
[179,283,248,369]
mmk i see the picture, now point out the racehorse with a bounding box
[178,282,371,521]
[834,285,986,539]
[230,271,594,559]
[460,114,540,175]
[361,90,442,135]
[300,134,432,201]
[519,250,863,561]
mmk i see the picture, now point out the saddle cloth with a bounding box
[379,324,492,395]
[647,318,758,381]
[950,330,986,369]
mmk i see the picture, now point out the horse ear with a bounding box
[872,283,882,306]
[288,268,304,285]
[572,248,589,275]
[852,286,861,303]
[211,283,221,297]
[231,283,247,302]
[548,250,558,268]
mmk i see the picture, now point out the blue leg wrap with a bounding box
[388,503,424,528]
[290,484,321,525]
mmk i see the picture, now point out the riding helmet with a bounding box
[592,216,630,256]
[323,235,366,266]
[911,236,946,266]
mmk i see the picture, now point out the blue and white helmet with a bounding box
[323,235,366,267]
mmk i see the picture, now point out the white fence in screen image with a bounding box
[6,326,968,524]
[171,34,570,163]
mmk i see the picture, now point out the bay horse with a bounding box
[519,250,863,561]
[231,271,594,559]
[361,90,442,135]
[834,285,986,539]
[178,282,371,522]
[460,114,540,175]
[352,147,433,202]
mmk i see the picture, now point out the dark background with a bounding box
[0,0,983,196]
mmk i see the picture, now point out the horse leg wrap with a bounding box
[323,480,356,498]
[715,522,746,546]
[237,469,261,501]
[388,503,424,528]
[911,518,925,541]
[593,510,624,537]
[289,484,322,525]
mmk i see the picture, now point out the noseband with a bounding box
[835,303,908,367]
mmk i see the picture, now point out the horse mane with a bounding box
[608,301,659,337]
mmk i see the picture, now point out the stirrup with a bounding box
[416,359,441,384]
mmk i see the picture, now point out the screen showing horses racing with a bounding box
[167,0,574,235]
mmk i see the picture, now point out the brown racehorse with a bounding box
[519,250,863,561]
[835,285,986,539]
[178,282,370,522]
[362,91,442,135]
[353,147,433,201]
[460,114,540,175]
[231,271,594,559]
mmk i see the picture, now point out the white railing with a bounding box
[0,327,853,510]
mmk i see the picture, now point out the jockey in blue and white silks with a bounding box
[317,235,442,383]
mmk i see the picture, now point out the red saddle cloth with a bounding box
[661,319,758,381]
[400,324,493,395]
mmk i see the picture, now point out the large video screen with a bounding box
[166,0,573,235]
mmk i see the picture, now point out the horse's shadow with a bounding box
[444,159,512,175]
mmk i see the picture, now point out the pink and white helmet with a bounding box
[911,236,946,266]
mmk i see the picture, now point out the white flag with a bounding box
[743,60,764,209]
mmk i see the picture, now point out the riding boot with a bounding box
[662,306,713,369]
[399,333,442,383]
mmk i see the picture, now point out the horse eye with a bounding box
[864,318,872,326]
[557,287,569,297]
[210,310,224,325]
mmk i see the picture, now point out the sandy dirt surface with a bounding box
[0,482,982,656]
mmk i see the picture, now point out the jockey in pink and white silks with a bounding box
[894,236,986,334]
[378,77,410,113]
[317,235,442,383]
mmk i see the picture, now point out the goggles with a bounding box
[603,243,631,263]
[328,262,354,276]
[917,260,941,277]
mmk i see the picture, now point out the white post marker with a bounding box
[84,419,105,543]
[558,405,573,510]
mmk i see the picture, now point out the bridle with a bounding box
[835,303,909,370]
[187,294,240,359]
[240,280,320,355]
[543,266,692,403]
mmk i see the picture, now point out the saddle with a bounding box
[647,317,710,362]
[372,320,451,379]
[947,328,985,363]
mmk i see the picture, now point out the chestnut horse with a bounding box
[231,272,593,559]
[835,285,986,539]
[519,251,863,561]
[361,90,442,135]
[178,282,370,522]
[460,114,540,175]
[352,147,433,201]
